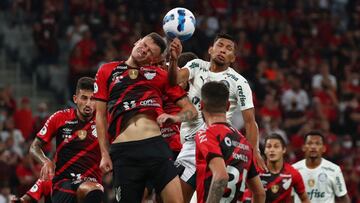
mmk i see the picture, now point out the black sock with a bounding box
[83,190,103,203]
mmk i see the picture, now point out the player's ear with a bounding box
[73,94,77,104]
[322,145,326,153]
[226,101,230,111]
[208,46,213,55]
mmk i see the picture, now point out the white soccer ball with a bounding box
[163,7,196,41]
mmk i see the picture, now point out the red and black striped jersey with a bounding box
[26,179,52,203]
[195,122,257,203]
[161,95,182,152]
[94,61,186,142]
[36,108,101,184]
[242,163,305,203]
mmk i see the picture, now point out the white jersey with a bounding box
[180,59,254,143]
[292,158,347,203]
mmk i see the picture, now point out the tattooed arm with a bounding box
[157,96,197,125]
[30,138,54,180]
[206,157,229,203]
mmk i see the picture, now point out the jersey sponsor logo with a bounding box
[40,126,47,136]
[321,166,335,172]
[30,183,39,192]
[189,62,199,69]
[225,73,239,81]
[116,65,128,70]
[232,152,248,162]
[307,189,325,199]
[144,71,156,80]
[335,176,343,192]
[65,120,78,124]
[271,184,279,193]
[94,82,98,93]
[140,99,160,107]
[280,173,292,178]
[237,85,246,106]
[282,178,292,190]
[77,130,87,140]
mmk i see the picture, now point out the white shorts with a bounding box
[175,141,196,184]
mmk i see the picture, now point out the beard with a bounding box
[213,58,225,67]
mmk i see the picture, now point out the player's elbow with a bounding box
[212,170,229,183]
[252,186,266,202]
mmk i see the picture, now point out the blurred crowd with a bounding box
[0,0,359,202]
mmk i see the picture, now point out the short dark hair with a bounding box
[304,130,325,144]
[178,52,198,67]
[146,32,167,54]
[213,33,236,44]
[201,81,229,113]
[265,133,286,148]
[76,77,95,94]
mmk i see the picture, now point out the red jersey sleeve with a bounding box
[196,129,223,163]
[26,179,52,201]
[94,62,120,101]
[292,167,306,195]
[36,110,63,143]
[162,71,187,103]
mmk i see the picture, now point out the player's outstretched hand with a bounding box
[40,160,55,181]
[157,113,179,127]
[169,38,182,60]
[254,150,268,172]
[100,153,113,174]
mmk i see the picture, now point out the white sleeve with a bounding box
[183,59,201,81]
[236,79,254,111]
[333,167,347,197]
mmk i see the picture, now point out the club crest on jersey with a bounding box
[144,71,156,80]
[128,69,139,79]
[77,130,87,140]
[318,173,328,182]
[308,178,315,187]
[271,184,279,193]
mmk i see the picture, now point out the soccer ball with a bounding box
[163,7,196,41]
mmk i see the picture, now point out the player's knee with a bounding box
[77,182,104,203]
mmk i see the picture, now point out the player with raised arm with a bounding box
[94,32,197,203]
[195,81,265,203]
[243,133,309,203]
[168,34,266,202]
[29,77,104,203]
[292,131,350,203]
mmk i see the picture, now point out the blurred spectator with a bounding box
[282,74,309,112]
[32,102,52,155]
[312,61,337,91]
[0,85,17,116]
[66,15,89,49]
[0,181,11,203]
[13,97,33,140]
[0,117,25,157]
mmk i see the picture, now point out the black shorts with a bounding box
[52,178,98,203]
[110,136,178,203]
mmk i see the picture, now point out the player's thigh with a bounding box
[52,180,77,203]
[160,176,183,203]
[76,181,104,201]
